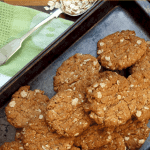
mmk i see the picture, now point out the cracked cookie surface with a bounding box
[116,119,150,150]
[5,86,49,128]
[54,53,101,94]
[131,41,150,73]
[21,119,74,150]
[97,30,147,70]
[46,90,91,137]
[74,125,114,149]
[99,133,126,150]
[127,71,150,121]
[0,141,24,150]
[84,71,131,127]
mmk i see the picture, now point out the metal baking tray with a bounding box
[0,0,150,149]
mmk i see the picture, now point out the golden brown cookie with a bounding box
[21,119,74,150]
[97,30,147,70]
[5,86,49,128]
[74,125,114,149]
[0,141,24,150]
[84,71,131,127]
[54,53,101,94]
[116,118,150,150]
[99,133,126,150]
[127,71,150,121]
[131,41,150,73]
[46,90,91,137]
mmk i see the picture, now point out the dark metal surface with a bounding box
[0,1,150,148]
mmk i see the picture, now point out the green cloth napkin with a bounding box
[0,1,73,87]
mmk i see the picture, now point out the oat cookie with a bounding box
[116,119,150,150]
[0,141,24,150]
[131,41,150,73]
[21,119,74,150]
[99,133,126,150]
[74,125,114,149]
[127,71,150,121]
[46,90,91,137]
[54,53,101,94]
[5,86,49,128]
[97,30,147,70]
[84,71,131,127]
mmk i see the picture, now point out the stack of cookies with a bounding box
[1,30,150,150]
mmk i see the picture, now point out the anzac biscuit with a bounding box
[46,90,91,137]
[131,41,150,73]
[127,71,150,121]
[116,119,150,150]
[99,133,126,150]
[21,120,74,150]
[0,141,24,150]
[54,53,101,94]
[97,30,147,70]
[84,71,131,127]
[5,86,49,128]
[74,125,114,149]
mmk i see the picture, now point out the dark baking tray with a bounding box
[0,0,150,148]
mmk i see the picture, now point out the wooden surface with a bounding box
[3,0,49,6]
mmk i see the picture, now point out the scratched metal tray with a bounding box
[0,0,150,149]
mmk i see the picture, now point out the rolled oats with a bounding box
[45,0,98,16]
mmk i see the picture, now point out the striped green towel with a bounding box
[0,1,73,88]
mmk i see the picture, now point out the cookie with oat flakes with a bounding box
[46,90,92,137]
[5,86,49,128]
[54,53,101,94]
[84,71,131,127]
[131,41,150,73]
[99,133,126,150]
[0,141,24,150]
[116,118,150,150]
[74,124,114,149]
[127,71,150,122]
[97,30,147,70]
[21,119,74,150]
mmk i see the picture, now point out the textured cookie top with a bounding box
[0,141,24,150]
[46,90,91,137]
[5,86,49,128]
[84,71,131,127]
[74,125,114,149]
[116,119,150,150]
[97,30,147,70]
[21,120,74,150]
[131,41,150,73]
[99,134,126,150]
[127,71,150,121]
[54,53,101,94]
